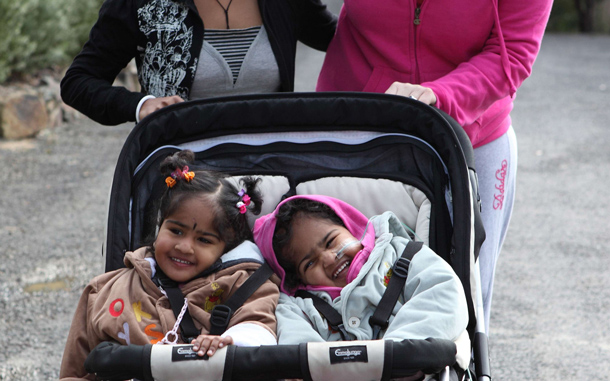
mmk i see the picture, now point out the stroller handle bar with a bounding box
[85,338,457,381]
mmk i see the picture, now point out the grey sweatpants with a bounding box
[473,126,518,332]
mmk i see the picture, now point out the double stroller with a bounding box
[100,92,490,380]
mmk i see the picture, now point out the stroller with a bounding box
[99,92,489,380]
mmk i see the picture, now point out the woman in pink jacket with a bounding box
[317,0,552,331]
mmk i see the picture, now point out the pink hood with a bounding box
[253,195,376,297]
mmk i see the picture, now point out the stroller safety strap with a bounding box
[161,263,273,342]
[296,290,352,341]
[299,240,423,341]
[209,263,274,335]
[369,240,424,339]
[161,284,200,343]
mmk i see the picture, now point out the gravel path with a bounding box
[0,122,131,380]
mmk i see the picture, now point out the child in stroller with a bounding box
[59,151,279,380]
[253,195,471,375]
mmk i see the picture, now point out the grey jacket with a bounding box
[275,212,468,344]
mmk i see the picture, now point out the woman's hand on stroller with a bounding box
[191,334,234,357]
[385,82,437,106]
[139,95,184,121]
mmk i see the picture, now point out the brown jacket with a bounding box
[60,243,279,380]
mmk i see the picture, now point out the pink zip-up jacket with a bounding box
[316,0,552,148]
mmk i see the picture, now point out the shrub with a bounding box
[548,0,609,33]
[0,0,103,83]
[0,1,35,82]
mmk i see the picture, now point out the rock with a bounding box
[0,64,137,140]
[0,91,49,139]
[48,105,63,128]
[60,101,83,123]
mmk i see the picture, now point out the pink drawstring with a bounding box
[492,0,517,96]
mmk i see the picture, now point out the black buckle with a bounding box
[336,323,351,341]
[392,257,410,279]
[371,324,383,340]
[210,304,232,332]
[369,316,389,340]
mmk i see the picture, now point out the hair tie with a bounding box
[165,165,195,188]
[236,189,251,214]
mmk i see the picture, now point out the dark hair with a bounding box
[156,150,263,253]
[272,198,345,291]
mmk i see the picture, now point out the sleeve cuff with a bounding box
[222,323,277,346]
[136,95,156,123]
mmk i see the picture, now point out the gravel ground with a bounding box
[487,33,610,380]
[0,122,132,380]
[1,33,609,380]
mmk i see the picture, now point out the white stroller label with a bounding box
[151,344,227,381]
[171,345,204,361]
[307,340,384,381]
[329,345,368,364]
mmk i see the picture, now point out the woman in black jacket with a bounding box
[61,0,336,125]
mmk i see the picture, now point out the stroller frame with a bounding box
[103,92,490,380]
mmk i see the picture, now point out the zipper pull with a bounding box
[414,7,421,25]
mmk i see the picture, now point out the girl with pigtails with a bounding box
[60,150,279,380]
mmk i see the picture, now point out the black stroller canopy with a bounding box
[107,92,480,268]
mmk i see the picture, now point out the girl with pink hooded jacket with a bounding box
[253,195,470,372]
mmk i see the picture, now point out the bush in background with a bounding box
[0,0,103,83]
[548,0,609,32]
[548,0,581,32]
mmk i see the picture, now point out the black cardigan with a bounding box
[60,0,336,125]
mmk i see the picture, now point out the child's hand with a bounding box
[191,334,233,357]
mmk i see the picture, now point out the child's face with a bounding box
[154,196,226,283]
[285,214,363,288]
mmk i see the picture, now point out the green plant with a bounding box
[0,0,104,83]
[63,0,106,57]
[547,0,609,33]
[0,1,36,82]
